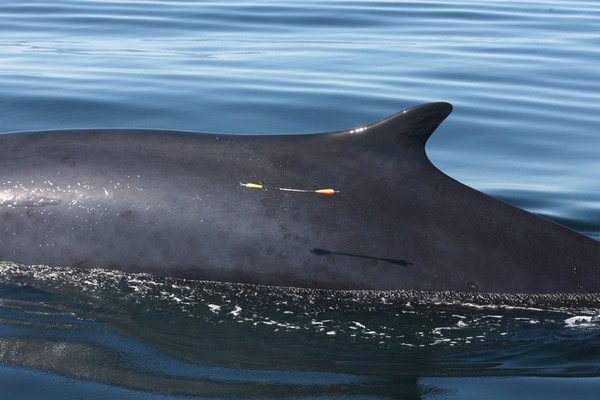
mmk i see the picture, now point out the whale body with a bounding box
[0,102,599,293]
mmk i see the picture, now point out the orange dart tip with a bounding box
[315,189,337,195]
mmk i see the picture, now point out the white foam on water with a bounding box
[564,315,598,329]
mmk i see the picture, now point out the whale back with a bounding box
[0,103,599,293]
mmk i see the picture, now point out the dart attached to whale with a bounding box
[1,102,598,293]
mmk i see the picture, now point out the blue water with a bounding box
[1,0,600,398]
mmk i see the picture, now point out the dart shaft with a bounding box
[240,182,338,195]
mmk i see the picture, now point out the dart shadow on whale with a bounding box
[311,248,414,267]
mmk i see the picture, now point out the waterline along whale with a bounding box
[1,102,599,293]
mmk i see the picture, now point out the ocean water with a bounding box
[0,0,600,398]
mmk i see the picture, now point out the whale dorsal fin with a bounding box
[340,102,453,152]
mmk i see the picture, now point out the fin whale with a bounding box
[1,102,598,293]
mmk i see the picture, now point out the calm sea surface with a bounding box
[1,0,600,398]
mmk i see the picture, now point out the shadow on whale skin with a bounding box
[0,102,599,294]
[311,248,414,267]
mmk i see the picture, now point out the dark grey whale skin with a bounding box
[1,102,598,293]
